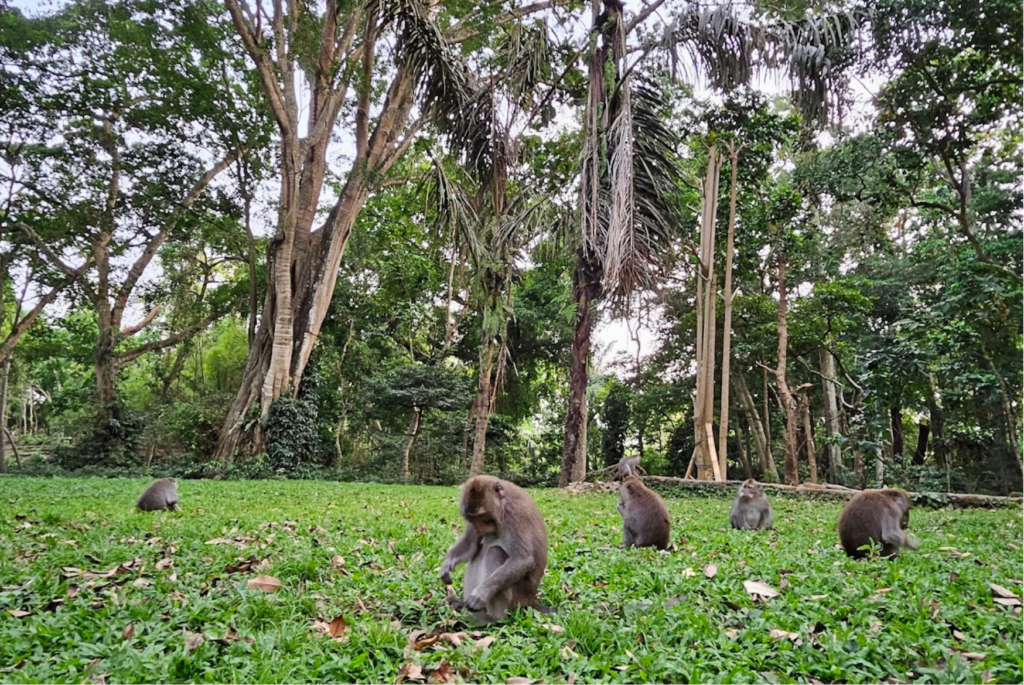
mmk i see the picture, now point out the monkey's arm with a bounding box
[879,516,907,548]
[466,551,534,609]
[760,507,774,530]
[440,526,479,583]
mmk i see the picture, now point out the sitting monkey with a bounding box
[440,475,548,623]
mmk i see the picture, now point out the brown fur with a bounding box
[617,475,671,550]
[136,478,179,512]
[730,479,774,530]
[838,488,918,559]
[440,475,548,623]
[616,456,641,480]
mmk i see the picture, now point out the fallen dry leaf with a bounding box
[428,660,456,684]
[156,558,173,570]
[184,631,204,652]
[247,575,281,593]
[703,564,718,578]
[952,630,966,641]
[561,645,579,660]
[769,629,801,643]
[725,629,739,638]
[681,567,697,578]
[474,635,496,650]
[329,615,349,641]
[6,609,31,618]
[132,578,151,588]
[438,632,463,647]
[779,576,791,591]
[506,678,535,685]
[122,623,135,640]
[395,662,424,684]
[743,580,780,599]
[567,674,577,685]
[958,651,987,661]
[541,623,564,633]
[990,584,1019,599]
[993,597,1021,607]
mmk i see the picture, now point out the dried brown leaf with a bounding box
[743,580,780,599]
[121,623,135,640]
[329,615,349,641]
[474,635,496,650]
[247,575,281,593]
[541,623,564,633]
[184,631,204,652]
[428,660,455,684]
[703,564,718,578]
[6,609,31,618]
[989,584,1019,599]
[396,662,424,684]
[958,652,986,661]
[156,558,173,570]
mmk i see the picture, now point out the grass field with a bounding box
[0,477,1021,684]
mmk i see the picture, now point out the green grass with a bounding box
[0,477,1021,684]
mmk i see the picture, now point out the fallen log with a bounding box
[566,475,1022,509]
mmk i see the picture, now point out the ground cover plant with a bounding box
[0,477,1021,683]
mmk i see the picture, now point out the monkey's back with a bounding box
[502,481,548,603]
[838,492,900,558]
[136,479,178,512]
[632,487,671,549]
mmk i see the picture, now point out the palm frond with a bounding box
[660,4,868,125]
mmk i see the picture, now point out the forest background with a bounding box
[0,0,1020,494]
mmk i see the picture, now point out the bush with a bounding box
[55,405,144,469]
[263,397,334,475]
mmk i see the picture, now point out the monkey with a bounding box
[617,475,671,550]
[440,475,548,623]
[838,488,920,559]
[729,479,774,530]
[615,456,643,480]
[136,478,179,512]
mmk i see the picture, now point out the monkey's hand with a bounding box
[447,596,472,612]
[462,589,487,612]
[439,560,455,585]
[904,533,921,550]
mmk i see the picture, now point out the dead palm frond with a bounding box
[661,4,868,125]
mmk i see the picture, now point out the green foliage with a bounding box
[599,379,631,468]
[0,478,1020,683]
[263,398,333,476]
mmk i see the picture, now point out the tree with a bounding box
[213,0,572,459]
[3,0,265,457]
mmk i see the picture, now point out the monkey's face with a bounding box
[461,485,501,536]
[739,480,761,500]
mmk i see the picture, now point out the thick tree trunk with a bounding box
[913,422,929,466]
[470,340,496,476]
[800,394,818,484]
[874,446,885,486]
[560,250,601,487]
[890,404,904,468]
[818,348,843,484]
[400,406,422,480]
[694,148,721,481]
[774,254,800,486]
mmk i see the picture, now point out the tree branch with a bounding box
[224,0,294,137]
[445,0,573,44]
[626,0,668,34]
[111,149,241,326]
[113,310,224,366]
[0,263,90,365]
[119,305,162,338]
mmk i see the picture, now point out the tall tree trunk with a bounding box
[0,357,8,475]
[734,412,752,479]
[694,148,721,481]
[717,141,740,479]
[734,373,778,482]
[980,345,1021,470]
[818,347,843,484]
[924,372,946,466]
[913,422,929,466]
[874,445,885,486]
[852,447,865,489]
[890,404,904,469]
[470,340,496,476]
[560,249,601,487]
[400,406,422,480]
[773,253,800,486]
[800,394,818,484]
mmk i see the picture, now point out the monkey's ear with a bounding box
[493,481,505,497]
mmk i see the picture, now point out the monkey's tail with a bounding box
[532,603,556,616]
